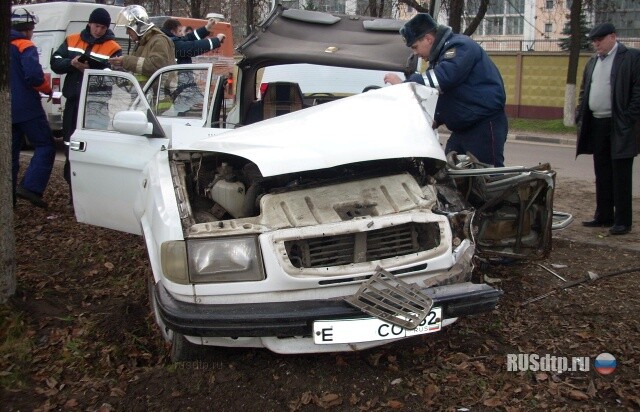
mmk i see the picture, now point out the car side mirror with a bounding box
[113,111,153,136]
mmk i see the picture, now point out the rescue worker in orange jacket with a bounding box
[50,7,122,188]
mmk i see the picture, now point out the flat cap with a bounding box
[400,13,437,47]
[588,23,616,40]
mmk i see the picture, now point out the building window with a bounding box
[546,0,554,9]
[485,16,504,35]
[318,0,346,13]
[507,16,524,35]
[508,0,525,14]
[465,0,481,14]
[487,1,505,14]
[545,23,553,33]
[468,0,524,36]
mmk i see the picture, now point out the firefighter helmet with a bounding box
[11,8,39,31]
[115,5,154,36]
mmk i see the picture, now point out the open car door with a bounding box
[69,70,169,235]
[70,65,224,234]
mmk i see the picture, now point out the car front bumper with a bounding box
[154,281,503,338]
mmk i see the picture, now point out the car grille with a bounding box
[284,222,440,269]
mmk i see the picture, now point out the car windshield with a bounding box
[259,64,403,97]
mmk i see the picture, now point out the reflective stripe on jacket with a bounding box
[51,27,122,101]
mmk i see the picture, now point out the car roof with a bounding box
[236,4,414,74]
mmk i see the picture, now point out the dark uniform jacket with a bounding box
[428,30,505,132]
[161,25,221,64]
[576,42,640,159]
[50,27,122,101]
[10,29,52,123]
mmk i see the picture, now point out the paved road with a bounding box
[505,140,640,196]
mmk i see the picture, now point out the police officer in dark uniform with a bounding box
[385,13,508,167]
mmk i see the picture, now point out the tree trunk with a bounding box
[463,0,489,36]
[377,0,385,18]
[190,0,204,19]
[246,0,254,38]
[564,0,583,127]
[448,0,463,33]
[1,0,16,303]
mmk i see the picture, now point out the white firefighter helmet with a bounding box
[115,5,154,36]
[11,8,39,30]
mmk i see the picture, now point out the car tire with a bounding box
[148,276,204,362]
[170,332,203,363]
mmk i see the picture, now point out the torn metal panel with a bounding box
[344,267,434,329]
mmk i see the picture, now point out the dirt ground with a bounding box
[2,158,640,411]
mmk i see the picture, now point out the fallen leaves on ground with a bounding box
[2,161,639,411]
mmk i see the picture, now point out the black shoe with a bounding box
[16,186,48,209]
[609,225,631,235]
[582,219,614,227]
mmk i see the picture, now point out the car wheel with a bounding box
[170,332,203,362]
[147,277,203,362]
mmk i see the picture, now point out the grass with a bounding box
[508,118,577,134]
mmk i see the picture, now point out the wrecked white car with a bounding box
[70,5,558,361]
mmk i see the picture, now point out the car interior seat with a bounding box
[261,82,304,119]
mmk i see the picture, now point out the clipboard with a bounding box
[78,54,108,70]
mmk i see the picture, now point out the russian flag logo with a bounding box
[594,353,617,375]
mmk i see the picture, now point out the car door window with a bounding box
[145,68,210,119]
[83,74,142,131]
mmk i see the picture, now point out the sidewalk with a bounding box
[437,126,577,147]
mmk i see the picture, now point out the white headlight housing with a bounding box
[187,236,265,283]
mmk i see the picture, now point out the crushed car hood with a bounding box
[172,83,445,177]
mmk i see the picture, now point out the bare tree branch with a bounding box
[462,0,489,36]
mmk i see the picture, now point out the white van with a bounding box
[12,2,129,136]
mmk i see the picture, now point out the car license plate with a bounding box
[313,307,442,345]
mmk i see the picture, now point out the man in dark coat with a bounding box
[576,23,640,235]
[161,17,225,64]
[10,8,56,209]
[384,13,508,167]
[50,7,122,189]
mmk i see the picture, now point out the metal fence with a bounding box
[475,37,640,52]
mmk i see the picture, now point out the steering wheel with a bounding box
[306,92,335,97]
[362,85,381,93]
